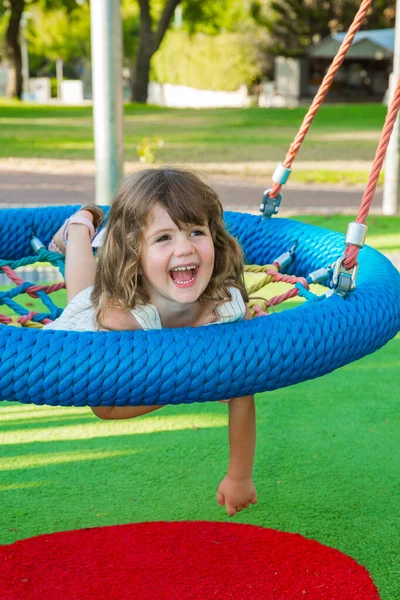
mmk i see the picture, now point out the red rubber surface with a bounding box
[1,521,380,599]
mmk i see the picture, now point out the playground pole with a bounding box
[90,0,124,206]
[383,0,400,215]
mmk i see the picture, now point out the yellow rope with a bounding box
[244,264,277,295]
[6,316,44,329]
[244,264,276,274]
[244,264,278,315]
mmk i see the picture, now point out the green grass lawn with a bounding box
[0,100,387,167]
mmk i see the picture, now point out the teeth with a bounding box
[171,266,196,272]
[174,276,195,284]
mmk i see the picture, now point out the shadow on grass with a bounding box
[0,414,98,432]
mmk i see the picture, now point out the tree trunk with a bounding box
[6,0,25,99]
[132,37,154,103]
[131,0,181,103]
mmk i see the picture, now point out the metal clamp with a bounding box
[30,235,45,254]
[273,243,297,270]
[272,163,292,185]
[345,222,367,248]
[330,254,358,297]
[307,267,332,285]
[260,189,282,218]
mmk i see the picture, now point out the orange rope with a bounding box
[344,76,400,269]
[269,0,373,199]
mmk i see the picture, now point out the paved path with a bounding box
[0,170,383,214]
[0,168,398,268]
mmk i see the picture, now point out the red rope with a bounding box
[0,311,52,326]
[344,76,400,269]
[252,269,311,315]
[269,0,373,199]
[1,264,65,297]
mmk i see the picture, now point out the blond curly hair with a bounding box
[92,168,248,328]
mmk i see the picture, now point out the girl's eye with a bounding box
[155,235,170,243]
[190,230,205,237]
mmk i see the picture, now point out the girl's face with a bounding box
[140,203,215,308]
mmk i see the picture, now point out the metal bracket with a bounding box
[273,243,297,270]
[307,267,332,285]
[260,189,282,218]
[30,235,45,254]
[330,254,358,297]
[272,163,292,185]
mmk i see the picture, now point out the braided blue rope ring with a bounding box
[0,206,399,407]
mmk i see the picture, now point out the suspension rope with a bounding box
[269,0,374,200]
[344,76,400,269]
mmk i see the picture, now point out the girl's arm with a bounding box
[216,395,257,516]
[216,306,257,516]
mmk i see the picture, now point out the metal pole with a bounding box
[20,13,30,100]
[56,59,63,99]
[90,0,124,206]
[383,0,400,215]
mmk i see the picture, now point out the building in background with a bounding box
[308,29,394,101]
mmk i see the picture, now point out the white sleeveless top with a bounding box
[43,286,246,332]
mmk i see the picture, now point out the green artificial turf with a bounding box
[1,335,399,600]
[0,211,399,599]
[293,215,400,252]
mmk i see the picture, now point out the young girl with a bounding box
[45,167,257,517]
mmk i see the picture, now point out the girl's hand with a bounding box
[253,304,269,317]
[216,475,257,517]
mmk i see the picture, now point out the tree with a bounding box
[1,0,78,99]
[2,0,25,98]
[132,0,252,102]
[250,0,396,57]
[132,0,181,102]
[27,3,91,65]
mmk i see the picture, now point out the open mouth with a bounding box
[169,266,199,287]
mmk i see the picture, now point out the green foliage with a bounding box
[181,0,253,33]
[121,0,140,61]
[250,0,396,57]
[0,13,7,56]
[151,30,263,91]
[26,3,91,63]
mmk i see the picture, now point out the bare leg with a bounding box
[65,211,97,303]
[91,405,164,420]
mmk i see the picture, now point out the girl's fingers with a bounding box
[216,491,225,506]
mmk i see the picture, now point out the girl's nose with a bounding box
[175,234,194,256]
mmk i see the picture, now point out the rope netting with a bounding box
[244,260,321,317]
[0,249,65,328]
[0,242,323,327]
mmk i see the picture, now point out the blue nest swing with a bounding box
[2,0,400,408]
[0,205,399,407]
